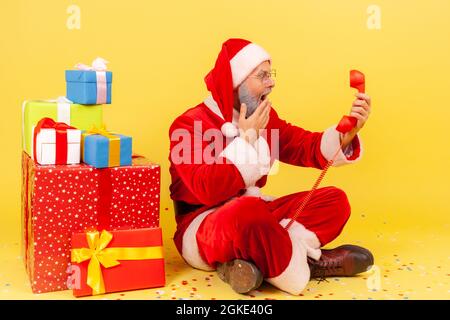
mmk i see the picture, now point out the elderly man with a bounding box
[168,38,373,295]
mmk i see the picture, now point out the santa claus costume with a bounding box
[169,38,365,295]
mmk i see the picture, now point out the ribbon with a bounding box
[43,96,73,104]
[97,168,113,230]
[23,97,73,151]
[43,96,73,124]
[82,125,121,167]
[33,117,76,164]
[81,125,123,229]
[71,230,163,295]
[75,57,109,104]
[96,155,143,232]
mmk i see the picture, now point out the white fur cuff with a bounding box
[279,219,321,261]
[219,136,271,187]
[243,186,276,201]
[320,125,363,166]
[266,219,322,295]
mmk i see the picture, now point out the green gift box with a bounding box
[22,97,103,157]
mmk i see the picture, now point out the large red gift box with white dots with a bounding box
[21,152,161,294]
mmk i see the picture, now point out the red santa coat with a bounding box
[168,94,362,294]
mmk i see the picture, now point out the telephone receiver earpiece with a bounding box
[336,69,366,134]
[350,69,365,94]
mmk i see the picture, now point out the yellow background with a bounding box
[0,1,448,299]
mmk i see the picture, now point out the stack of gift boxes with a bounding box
[21,58,165,297]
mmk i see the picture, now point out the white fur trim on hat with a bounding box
[230,43,271,88]
[221,122,239,138]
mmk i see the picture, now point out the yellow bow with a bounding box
[71,230,164,295]
[85,125,117,139]
[81,125,121,167]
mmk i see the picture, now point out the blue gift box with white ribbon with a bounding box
[66,70,112,105]
[65,57,113,105]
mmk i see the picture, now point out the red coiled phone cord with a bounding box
[284,138,346,230]
[285,69,365,231]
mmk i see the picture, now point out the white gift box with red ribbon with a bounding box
[33,118,81,165]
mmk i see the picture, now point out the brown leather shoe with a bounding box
[216,259,263,294]
[308,244,374,280]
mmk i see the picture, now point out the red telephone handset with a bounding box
[285,70,366,230]
[336,70,366,133]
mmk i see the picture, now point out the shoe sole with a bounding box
[216,259,263,294]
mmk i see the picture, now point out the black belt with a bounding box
[173,200,204,216]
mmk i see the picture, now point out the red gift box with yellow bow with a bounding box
[70,228,165,297]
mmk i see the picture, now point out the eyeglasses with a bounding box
[249,69,277,84]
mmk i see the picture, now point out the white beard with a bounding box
[238,82,260,118]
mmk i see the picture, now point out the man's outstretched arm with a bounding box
[274,92,371,168]
[271,107,362,169]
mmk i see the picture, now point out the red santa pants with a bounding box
[174,186,351,294]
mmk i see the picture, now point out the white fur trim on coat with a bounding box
[203,95,224,121]
[181,209,216,271]
[204,95,272,185]
[219,136,271,188]
[243,186,276,202]
[266,219,322,295]
[320,125,363,166]
[230,43,271,88]
[204,96,240,138]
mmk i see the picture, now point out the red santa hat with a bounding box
[204,38,271,138]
